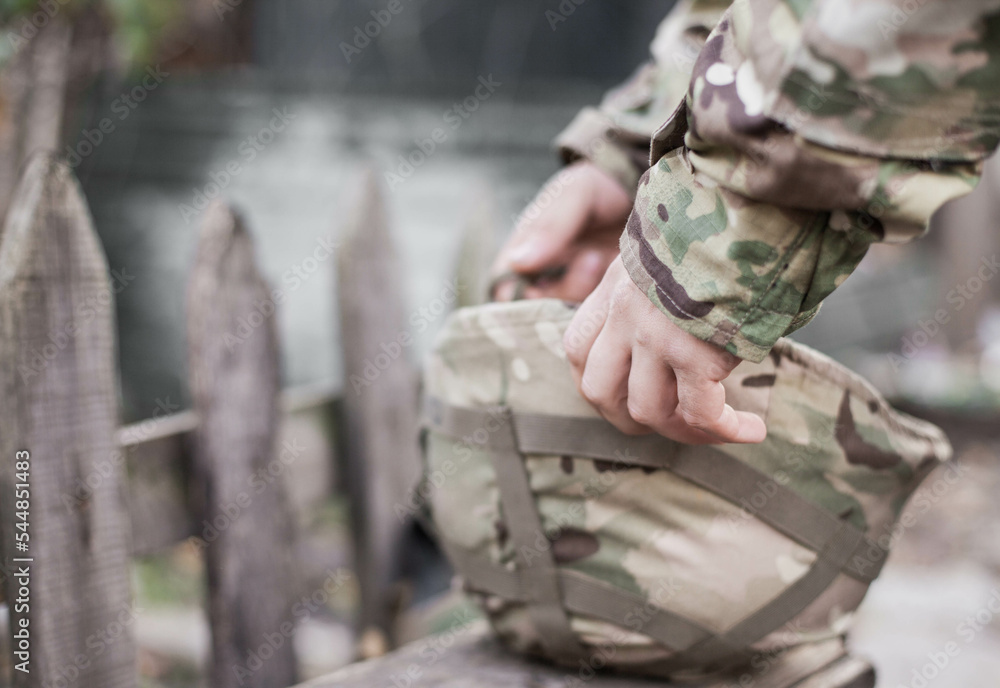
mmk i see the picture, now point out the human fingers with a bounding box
[625,349,722,444]
[673,365,767,444]
[563,278,613,388]
[523,249,614,303]
[495,170,592,276]
[577,323,651,435]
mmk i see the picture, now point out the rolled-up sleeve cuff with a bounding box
[618,151,869,363]
[620,229,783,363]
[554,107,647,198]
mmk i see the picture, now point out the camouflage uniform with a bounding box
[422,299,951,680]
[556,0,1000,362]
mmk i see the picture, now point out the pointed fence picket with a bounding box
[336,171,423,654]
[0,155,137,688]
[0,160,343,687]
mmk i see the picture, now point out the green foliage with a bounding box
[0,0,43,23]
[104,0,181,66]
[134,542,206,608]
[0,0,91,25]
[1,0,181,68]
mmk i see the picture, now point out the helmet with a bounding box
[420,299,950,682]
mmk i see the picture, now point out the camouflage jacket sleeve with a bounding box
[553,0,732,196]
[623,0,1000,363]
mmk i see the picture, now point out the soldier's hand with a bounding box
[491,161,632,303]
[563,256,768,445]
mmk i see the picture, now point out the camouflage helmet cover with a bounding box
[420,299,951,681]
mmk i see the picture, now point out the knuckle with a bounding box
[626,399,657,428]
[608,279,636,316]
[680,409,711,430]
[668,340,702,370]
[562,331,583,363]
[701,362,729,382]
[579,377,609,407]
[633,328,655,350]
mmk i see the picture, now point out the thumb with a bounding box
[506,203,589,273]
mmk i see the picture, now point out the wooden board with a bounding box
[336,171,423,650]
[0,155,137,688]
[187,201,298,688]
[119,384,340,559]
[119,411,199,556]
[292,626,875,688]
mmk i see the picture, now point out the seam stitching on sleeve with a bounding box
[625,211,811,350]
[623,234,711,323]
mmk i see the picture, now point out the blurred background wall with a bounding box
[253,0,668,87]
[57,0,678,422]
[17,0,993,423]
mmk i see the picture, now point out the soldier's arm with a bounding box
[492,1,733,301]
[624,0,1000,362]
[553,0,732,197]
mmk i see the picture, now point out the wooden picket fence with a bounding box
[0,154,885,688]
[0,154,430,688]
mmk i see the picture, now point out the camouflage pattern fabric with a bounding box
[736,0,1000,161]
[421,299,951,679]
[555,0,1000,361]
[555,0,732,195]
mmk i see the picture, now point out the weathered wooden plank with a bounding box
[0,155,137,688]
[187,201,298,688]
[118,411,199,557]
[0,19,71,224]
[292,627,875,688]
[118,384,339,558]
[337,171,422,652]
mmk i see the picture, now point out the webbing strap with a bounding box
[424,398,886,665]
[514,412,681,463]
[560,571,710,651]
[665,446,882,584]
[480,408,583,662]
[424,399,886,583]
[441,539,860,679]
[440,543,713,653]
[653,521,864,673]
